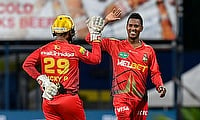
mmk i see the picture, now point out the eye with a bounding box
[128,24,133,27]
[134,24,139,28]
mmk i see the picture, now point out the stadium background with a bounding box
[0,0,200,120]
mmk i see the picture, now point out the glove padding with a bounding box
[37,75,58,100]
[157,86,166,98]
[86,16,105,41]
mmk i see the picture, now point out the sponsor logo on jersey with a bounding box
[137,110,148,116]
[117,59,148,72]
[118,52,129,58]
[41,51,74,57]
[115,106,130,113]
[142,53,148,63]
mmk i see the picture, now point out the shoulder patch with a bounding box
[79,47,86,55]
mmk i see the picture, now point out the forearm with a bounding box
[85,33,92,44]
[22,62,41,79]
[22,50,41,79]
[88,42,101,64]
[151,74,164,89]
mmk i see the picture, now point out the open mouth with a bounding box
[129,31,136,36]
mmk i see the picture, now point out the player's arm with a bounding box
[76,42,101,65]
[85,8,121,52]
[22,48,41,79]
[22,48,58,100]
[104,8,122,26]
[85,8,121,44]
[86,7,121,41]
[149,48,166,98]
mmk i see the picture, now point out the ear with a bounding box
[140,25,143,32]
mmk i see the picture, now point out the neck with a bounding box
[128,38,141,48]
[56,36,67,41]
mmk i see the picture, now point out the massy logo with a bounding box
[118,52,129,58]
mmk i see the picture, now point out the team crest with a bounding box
[118,52,129,58]
[54,45,60,50]
[142,53,148,62]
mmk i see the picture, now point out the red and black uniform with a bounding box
[23,39,101,120]
[86,34,164,120]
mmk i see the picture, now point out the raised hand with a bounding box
[86,16,104,41]
[104,8,122,25]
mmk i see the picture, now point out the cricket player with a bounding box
[22,15,102,120]
[86,8,167,120]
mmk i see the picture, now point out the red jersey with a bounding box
[86,34,163,101]
[23,40,101,93]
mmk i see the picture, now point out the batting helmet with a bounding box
[51,15,75,37]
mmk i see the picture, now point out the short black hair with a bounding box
[127,13,143,26]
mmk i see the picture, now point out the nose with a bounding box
[130,26,135,31]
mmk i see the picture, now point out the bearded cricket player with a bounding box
[22,14,102,120]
